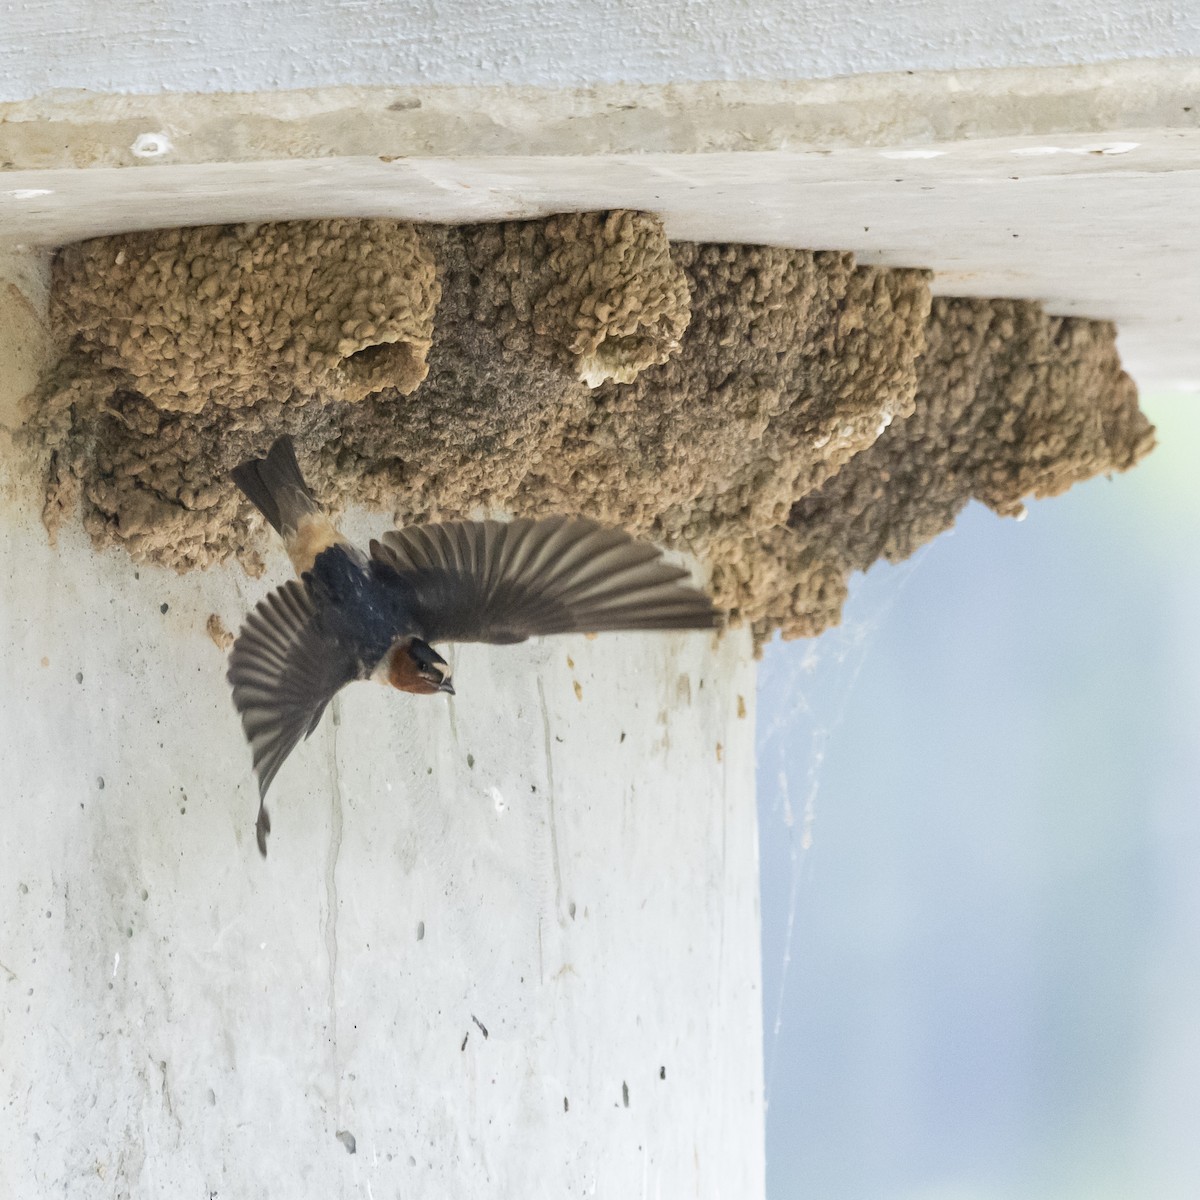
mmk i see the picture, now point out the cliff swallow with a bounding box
[228,436,718,855]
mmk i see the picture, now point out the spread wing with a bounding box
[227,581,359,851]
[369,516,719,645]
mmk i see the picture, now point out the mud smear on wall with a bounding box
[29,212,1155,641]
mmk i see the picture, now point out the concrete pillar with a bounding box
[0,256,764,1197]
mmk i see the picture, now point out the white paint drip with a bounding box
[1094,142,1140,155]
[112,951,119,977]
[879,148,946,159]
[130,132,172,158]
[1011,141,1139,157]
[4,188,53,199]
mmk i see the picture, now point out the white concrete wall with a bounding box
[0,260,763,1196]
[3,0,1199,99]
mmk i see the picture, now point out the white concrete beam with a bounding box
[2,0,1197,98]
[2,64,1199,387]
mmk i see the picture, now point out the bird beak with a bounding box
[439,677,455,696]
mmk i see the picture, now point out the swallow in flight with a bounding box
[227,436,718,854]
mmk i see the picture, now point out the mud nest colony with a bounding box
[32,212,1155,643]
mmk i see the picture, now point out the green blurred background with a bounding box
[758,392,1200,1199]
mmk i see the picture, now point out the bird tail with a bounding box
[231,435,321,536]
[232,436,345,574]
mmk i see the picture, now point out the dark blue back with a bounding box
[305,546,418,673]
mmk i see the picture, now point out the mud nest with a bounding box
[30,212,1155,642]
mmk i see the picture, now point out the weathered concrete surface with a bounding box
[0,259,764,1197]
[1,0,1196,98]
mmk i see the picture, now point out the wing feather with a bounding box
[370,517,718,644]
[227,580,359,854]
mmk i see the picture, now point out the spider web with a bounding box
[758,549,931,1110]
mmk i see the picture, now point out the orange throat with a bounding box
[385,641,443,695]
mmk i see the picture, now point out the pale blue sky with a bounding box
[759,392,1200,1199]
